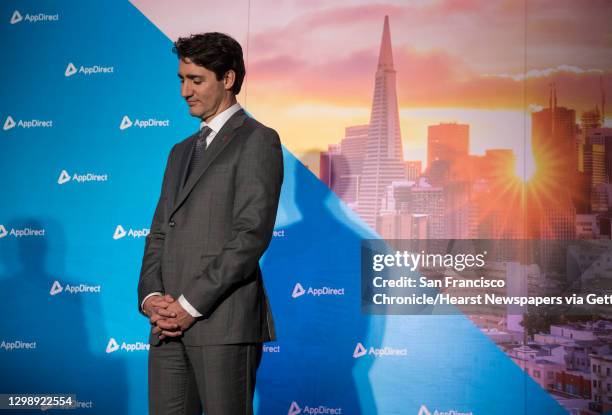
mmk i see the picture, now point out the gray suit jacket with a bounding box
[137,109,283,346]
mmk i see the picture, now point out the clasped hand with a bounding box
[143,294,196,340]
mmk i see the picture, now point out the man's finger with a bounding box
[150,300,171,309]
[154,326,167,340]
[156,319,179,330]
[149,314,164,326]
[156,308,177,318]
[161,329,182,337]
[163,294,175,303]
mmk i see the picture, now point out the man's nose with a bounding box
[181,81,192,98]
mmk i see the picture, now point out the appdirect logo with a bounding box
[273,229,286,238]
[106,338,149,353]
[49,281,62,295]
[41,400,93,411]
[3,116,15,130]
[57,170,71,184]
[263,344,281,353]
[106,338,119,353]
[292,283,306,298]
[417,404,473,415]
[291,282,345,299]
[119,115,170,130]
[49,280,101,296]
[352,342,367,358]
[65,63,77,77]
[0,224,45,238]
[65,62,114,77]
[9,10,21,24]
[352,342,407,358]
[57,169,108,184]
[0,340,37,351]
[288,401,342,415]
[3,115,53,131]
[10,10,59,24]
[288,402,301,415]
[113,225,149,240]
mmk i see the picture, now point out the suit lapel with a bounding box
[170,109,248,218]
[175,132,198,200]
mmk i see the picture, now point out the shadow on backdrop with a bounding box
[256,153,382,414]
[0,218,127,413]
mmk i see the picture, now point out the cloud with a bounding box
[485,65,604,82]
[247,41,611,115]
[130,0,612,115]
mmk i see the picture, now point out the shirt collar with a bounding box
[200,103,242,134]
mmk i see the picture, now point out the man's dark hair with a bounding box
[173,32,245,95]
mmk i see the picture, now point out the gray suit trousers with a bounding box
[148,339,263,415]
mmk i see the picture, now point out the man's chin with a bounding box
[188,108,204,118]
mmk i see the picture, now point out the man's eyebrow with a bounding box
[177,74,202,80]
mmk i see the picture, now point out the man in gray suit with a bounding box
[137,32,283,414]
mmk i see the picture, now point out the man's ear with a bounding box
[223,70,236,91]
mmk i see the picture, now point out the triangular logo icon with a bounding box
[65,62,77,77]
[287,401,301,415]
[0,225,8,238]
[49,281,63,296]
[3,116,16,131]
[57,170,71,184]
[106,338,119,353]
[291,283,305,298]
[113,225,127,240]
[417,404,431,415]
[10,10,23,24]
[353,342,367,358]
[119,115,133,130]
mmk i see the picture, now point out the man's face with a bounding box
[178,58,227,121]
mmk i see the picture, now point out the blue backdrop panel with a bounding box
[0,0,569,414]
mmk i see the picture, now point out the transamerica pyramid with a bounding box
[356,15,406,230]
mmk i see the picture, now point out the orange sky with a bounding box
[131,0,612,171]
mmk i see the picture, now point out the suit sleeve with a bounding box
[181,127,284,317]
[137,146,175,315]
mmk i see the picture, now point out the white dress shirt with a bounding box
[142,102,242,317]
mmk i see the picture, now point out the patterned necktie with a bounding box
[185,126,213,184]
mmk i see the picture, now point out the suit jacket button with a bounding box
[169,220,175,227]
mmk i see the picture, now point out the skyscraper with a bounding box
[357,16,406,230]
[427,122,469,168]
[529,85,578,238]
[405,160,422,181]
[581,107,602,132]
[337,125,369,204]
[411,179,446,239]
[319,144,342,189]
[586,128,612,182]
[584,129,612,213]
[531,84,577,188]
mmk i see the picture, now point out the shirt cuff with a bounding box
[141,292,162,312]
[179,294,203,318]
